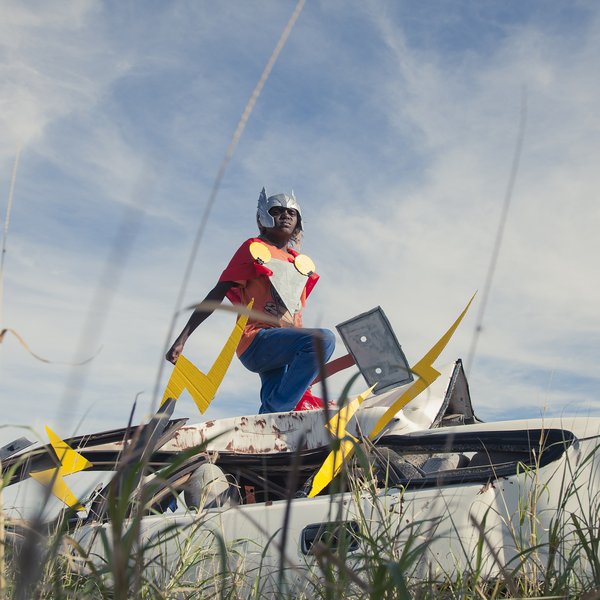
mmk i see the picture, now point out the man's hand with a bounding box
[166,341,184,365]
[165,280,235,366]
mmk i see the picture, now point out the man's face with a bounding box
[268,206,298,235]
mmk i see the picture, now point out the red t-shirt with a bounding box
[219,238,313,357]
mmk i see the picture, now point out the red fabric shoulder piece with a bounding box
[254,263,273,277]
[304,272,320,298]
[220,238,271,305]
[219,239,260,283]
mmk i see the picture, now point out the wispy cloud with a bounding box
[1,1,599,447]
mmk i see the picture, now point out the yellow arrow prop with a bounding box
[30,426,93,510]
[162,301,252,413]
[308,294,475,498]
[308,385,376,498]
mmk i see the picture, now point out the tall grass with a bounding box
[2,422,600,598]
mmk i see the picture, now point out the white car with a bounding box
[3,309,598,596]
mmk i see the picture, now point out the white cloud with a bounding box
[2,1,600,449]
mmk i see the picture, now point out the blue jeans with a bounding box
[239,327,336,414]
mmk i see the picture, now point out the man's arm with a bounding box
[165,280,236,364]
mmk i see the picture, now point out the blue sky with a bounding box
[1,0,600,446]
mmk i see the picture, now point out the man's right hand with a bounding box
[166,342,184,365]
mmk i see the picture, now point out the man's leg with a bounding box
[239,328,335,413]
[257,366,287,413]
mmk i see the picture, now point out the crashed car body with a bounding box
[4,361,598,593]
[2,307,599,593]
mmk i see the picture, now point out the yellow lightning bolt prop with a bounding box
[30,426,93,510]
[368,293,475,440]
[308,385,376,498]
[308,293,476,498]
[162,301,253,413]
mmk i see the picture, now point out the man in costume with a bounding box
[166,188,336,414]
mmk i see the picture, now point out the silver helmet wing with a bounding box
[257,187,303,230]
